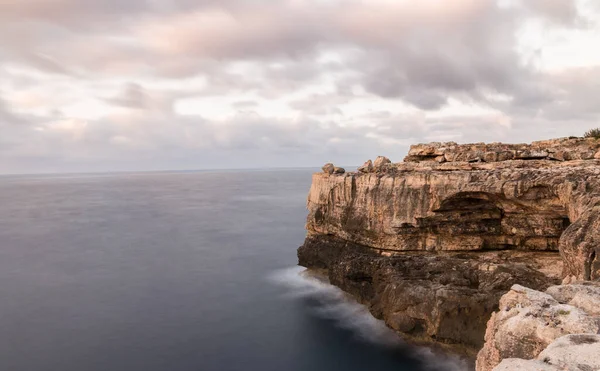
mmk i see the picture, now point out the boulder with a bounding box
[321,163,334,174]
[373,156,391,170]
[333,167,345,174]
[358,160,373,173]
[476,284,600,371]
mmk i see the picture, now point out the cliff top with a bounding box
[404,136,600,163]
[321,137,600,176]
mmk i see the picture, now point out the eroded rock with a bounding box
[491,334,600,371]
[546,283,600,316]
[321,163,334,174]
[404,137,600,163]
[358,160,373,173]
[373,156,391,170]
[492,358,557,371]
[476,284,600,371]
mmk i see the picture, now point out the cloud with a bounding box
[104,83,150,109]
[0,0,599,173]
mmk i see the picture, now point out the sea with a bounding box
[0,169,467,371]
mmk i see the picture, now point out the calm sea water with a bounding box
[0,169,466,371]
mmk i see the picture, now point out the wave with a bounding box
[267,266,470,371]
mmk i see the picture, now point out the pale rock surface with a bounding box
[546,283,600,316]
[537,334,600,370]
[493,358,557,371]
[492,334,600,371]
[476,284,600,371]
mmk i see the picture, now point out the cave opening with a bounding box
[432,191,571,252]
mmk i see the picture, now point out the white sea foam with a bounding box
[267,266,470,371]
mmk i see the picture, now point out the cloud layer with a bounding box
[1,0,599,173]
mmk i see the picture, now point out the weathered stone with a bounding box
[546,282,600,316]
[491,335,600,371]
[321,163,334,174]
[496,151,514,161]
[333,167,345,174]
[483,152,498,163]
[492,359,557,371]
[515,150,548,159]
[403,137,600,164]
[357,160,373,173]
[466,150,485,162]
[537,334,600,371]
[581,150,595,160]
[548,151,566,161]
[373,156,391,169]
[444,152,457,162]
[476,285,600,371]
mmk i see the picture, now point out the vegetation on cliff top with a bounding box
[584,128,600,139]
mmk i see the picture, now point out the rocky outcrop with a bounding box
[476,283,600,371]
[298,137,600,363]
[404,137,600,163]
[358,159,373,173]
[321,163,335,174]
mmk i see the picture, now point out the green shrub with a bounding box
[584,128,600,139]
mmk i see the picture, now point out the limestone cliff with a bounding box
[297,137,600,360]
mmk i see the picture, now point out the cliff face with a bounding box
[298,137,600,359]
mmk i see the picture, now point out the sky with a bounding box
[1,0,600,174]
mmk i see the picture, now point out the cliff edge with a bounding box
[297,137,600,366]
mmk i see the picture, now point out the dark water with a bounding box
[0,169,466,371]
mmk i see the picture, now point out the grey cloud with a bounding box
[232,101,258,109]
[288,94,351,115]
[521,0,580,25]
[105,83,149,109]
[0,0,580,106]
[537,67,600,121]
[0,0,599,173]
[0,98,25,125]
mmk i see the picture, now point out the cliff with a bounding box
[297,137,600,364]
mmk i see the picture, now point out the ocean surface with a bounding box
[0,169,466,371]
